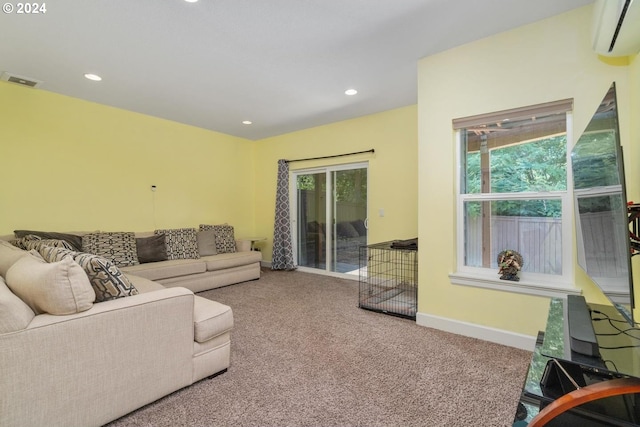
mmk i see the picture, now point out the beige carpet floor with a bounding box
[106,269,531,427]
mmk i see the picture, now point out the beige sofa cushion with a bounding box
[0,240,29,277]
[0,275,35,333]
[5,255,95,315]
[202,251,262,271]
[124,272,232,343]
[124,273,166,293]
[121,259,206,281]
[193,296,233,343]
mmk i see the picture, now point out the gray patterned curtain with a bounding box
[271,159,296,270]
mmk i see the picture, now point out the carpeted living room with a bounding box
[2,1,640,426]
[105,268,530,427]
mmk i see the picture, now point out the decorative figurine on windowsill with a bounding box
[497,250,523,282]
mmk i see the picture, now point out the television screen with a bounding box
[571,82,635,324]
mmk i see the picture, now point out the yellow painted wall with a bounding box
[253,105,418,262]
[0,81,256,236]
[0,79,417,261]
[418,5,636,336]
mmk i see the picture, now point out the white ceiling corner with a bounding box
[0,0,594,140]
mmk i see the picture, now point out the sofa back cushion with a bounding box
[5,254,95,315]
[0,240,29,277]
[0,275,35,333]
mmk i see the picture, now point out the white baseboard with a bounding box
[416,312,536,351]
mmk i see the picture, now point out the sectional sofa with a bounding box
[0,225,261,427]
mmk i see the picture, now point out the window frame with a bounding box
[450,103,580,298]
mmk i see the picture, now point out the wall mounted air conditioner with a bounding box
[592,0,640,56]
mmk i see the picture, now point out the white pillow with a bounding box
[5,255,96,315]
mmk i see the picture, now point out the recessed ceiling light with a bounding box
[84,73,102,81]
[184,0,198,2]
[345,89,358,96]
[242,120,252,125]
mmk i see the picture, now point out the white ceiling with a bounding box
[0,0,593,140]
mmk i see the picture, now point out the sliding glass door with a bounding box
[294,163,368,275]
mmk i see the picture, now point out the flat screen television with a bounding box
[571,82,635,325]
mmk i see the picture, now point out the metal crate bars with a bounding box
[359,240,417,319]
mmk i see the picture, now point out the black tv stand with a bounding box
[566,295,600,357]
[513,298,640,425]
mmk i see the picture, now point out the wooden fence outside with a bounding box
[466,215,563,274]
[466,212,627,277]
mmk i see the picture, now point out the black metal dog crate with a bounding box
[359,240,417,319]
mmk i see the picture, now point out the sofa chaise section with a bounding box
[0,241,234,427]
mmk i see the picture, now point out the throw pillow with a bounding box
[136,234,168,263]
[154,228,200,260]
[199,224,236,253]
[13,230,83,251]
[196,229,217,256]
[39,246,139,303]
[12,234,75,251]
[5,254,95,315]
[82,232,139,267]
[0,275,35,333]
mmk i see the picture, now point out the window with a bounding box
[452,99,578,296]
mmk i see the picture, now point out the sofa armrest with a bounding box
[0,287,196,427]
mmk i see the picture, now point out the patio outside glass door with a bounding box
[294,163,367,275]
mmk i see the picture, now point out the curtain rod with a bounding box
[285,149,374,163]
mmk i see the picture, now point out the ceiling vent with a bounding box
[592,0,640,56]
[0,71,43,88]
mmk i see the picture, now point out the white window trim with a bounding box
[449,270,581,298]
[452,112,578,299]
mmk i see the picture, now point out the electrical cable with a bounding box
[603,359,620,373]
[591,310,640,340]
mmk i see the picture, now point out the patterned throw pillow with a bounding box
[154,228,200,260]
[12,235,75,251]
[82,232,139,267]
[199,224,236,253]
[14,230,83,251]
[38,246,139,303]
